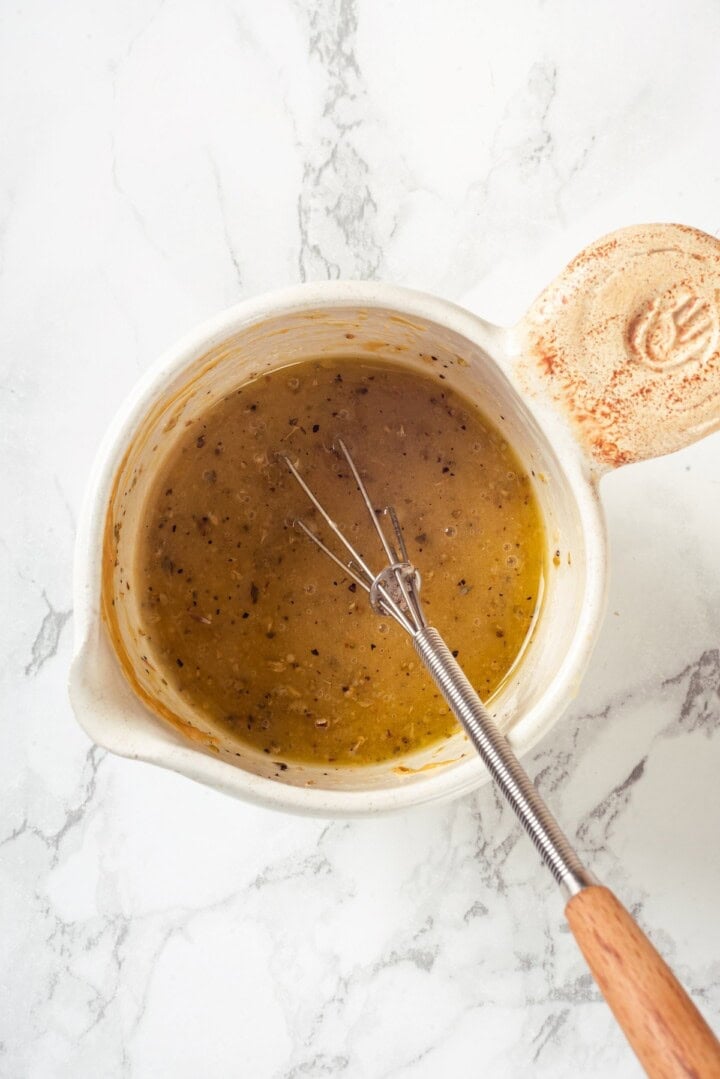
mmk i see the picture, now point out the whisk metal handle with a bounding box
[413,625,596,900]
[413,626,720,1072]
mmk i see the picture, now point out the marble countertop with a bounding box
[2,2,719,1076]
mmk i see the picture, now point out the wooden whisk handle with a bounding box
[566,886,720,1077]
[413,627,720,1075]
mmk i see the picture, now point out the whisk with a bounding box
[282,438,720,1079]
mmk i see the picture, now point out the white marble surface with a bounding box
[1,1,719,1075]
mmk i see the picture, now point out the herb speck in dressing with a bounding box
[137,359,544,766]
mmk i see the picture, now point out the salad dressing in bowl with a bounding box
[73,221,720,812]
[137,358,544,767]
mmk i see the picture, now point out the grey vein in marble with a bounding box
[24,591,72,677]
[208,151,243,288]
[531,1007,570,1064]
[296,0,384,281]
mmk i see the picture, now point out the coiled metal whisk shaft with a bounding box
[282,439,596,899]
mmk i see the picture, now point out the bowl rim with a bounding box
[70,280,608,816]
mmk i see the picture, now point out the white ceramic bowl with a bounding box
[69,224,720,816]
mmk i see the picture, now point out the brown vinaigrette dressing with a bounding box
[137,359,545,766]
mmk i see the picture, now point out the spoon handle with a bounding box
[566,886,720,1078]
[413,625,720,1077]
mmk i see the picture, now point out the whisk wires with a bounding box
[281,439,427,638]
